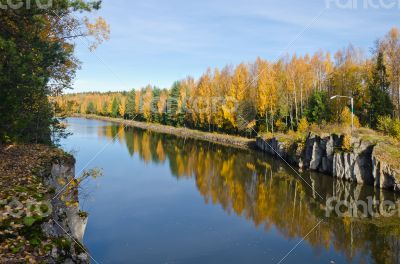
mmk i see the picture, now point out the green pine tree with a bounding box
[126,89,136,119]
[166,81,186,126]
[305,90,330,124]
[166,82,180,126]
[368,51,394,128]
[152,88,161,123]
[111,97,119,118]
[86,101,96,114]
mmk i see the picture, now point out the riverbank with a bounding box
[257,130,400,192]
[0,144,88,263]
[73,114,256,150]
[69,115,400,191]
[72,114,400,192]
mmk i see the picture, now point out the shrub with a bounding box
[391,119,400,141]
[340,107,360,128]
[342,134,353,152]
[309,123,320,133]
[286,129,306,144]
[377,116,400,141]
[377,116,392,134]
[297,117,309,133]
[258,124,267,133]
[262,132,274,140]
[275,119,287,132]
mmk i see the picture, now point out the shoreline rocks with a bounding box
[256,133,400,192]
[42,155,89,263]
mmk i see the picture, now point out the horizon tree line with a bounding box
[55,28,400,137]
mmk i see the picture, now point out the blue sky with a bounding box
[72,0,400,92]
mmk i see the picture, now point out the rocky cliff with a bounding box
[42,156,89,263]
[0,145,90,263]
[256,133,400,191]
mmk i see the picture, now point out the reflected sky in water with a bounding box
[61,118,400,264]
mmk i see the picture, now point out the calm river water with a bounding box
[61,117,400,264]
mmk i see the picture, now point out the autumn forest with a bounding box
[56,28,400,138]
[3,0,400,263]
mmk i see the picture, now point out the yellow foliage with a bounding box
[262,132,274,140]
[51,34,399,141]
[84,17,110,51]
[275,119,287,132]
[119,97,126,117]
[107,98,113,115]
[246,120,256,129]
[340,107,360,128]
[246,162,256,171]
[142,87,153,121]
[196,71,212,125]
[297,117,309,133]
[134,91,141,113]
[256,58,276,117]
[157,91,168,115]
[377,116,400,141]
[222,63,249,128]
[342,134,352,152]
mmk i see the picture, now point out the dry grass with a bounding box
[351,128,400,170]
[309,123,353,137]
[373,141,400,172]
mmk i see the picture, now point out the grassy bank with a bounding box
[72,114,256,150]
[260,124,400,171]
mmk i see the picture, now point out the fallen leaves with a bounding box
[0,144,69,262]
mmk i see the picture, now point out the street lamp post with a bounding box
[330,95,354,132]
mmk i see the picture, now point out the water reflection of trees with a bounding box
[100,124,400,264]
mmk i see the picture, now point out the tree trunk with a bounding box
[398,83,400,118]
[300,83,303,117]
[294,84,299,125]
[270,103,274,133]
